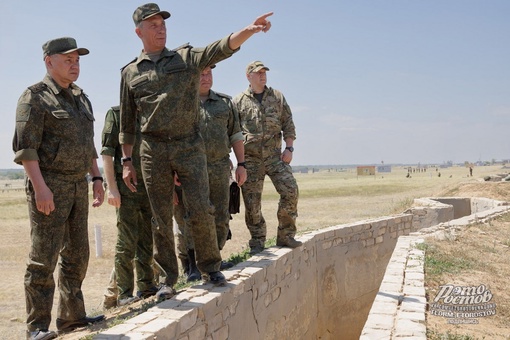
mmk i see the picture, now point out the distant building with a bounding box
[357,166,376,176]
[377,165,392,173]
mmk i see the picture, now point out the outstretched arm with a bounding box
[229,12,273,50]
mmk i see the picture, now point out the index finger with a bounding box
[257,12,273,20]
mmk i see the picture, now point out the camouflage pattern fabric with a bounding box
[120,36,238,275]
[176,91,242,257]
[233,86,296,158]
[232,86,299,249]
[100,107,155,299]
[174,185,193,263]
[13,74,97,331]
[13,74,97,177]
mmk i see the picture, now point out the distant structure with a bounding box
[377,165,391,173]
[357,166,376,179]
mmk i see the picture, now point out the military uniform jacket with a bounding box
[13,74,97,179]
[199,90,243,163]
[233,86,296,157]
[101,106,146,180]
[119,35,239,145]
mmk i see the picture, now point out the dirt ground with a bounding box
[424,181,510,340]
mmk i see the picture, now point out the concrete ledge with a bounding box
[94,198,509,340]
[361,197,509,340]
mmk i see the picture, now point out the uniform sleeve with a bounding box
[191,35,239,70]
[227,99,243,146]
[280,93,296,141]
[100,108,119,156]
[12,90,43,164]
[119,74,137,145]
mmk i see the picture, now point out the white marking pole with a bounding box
[95,224,103,258]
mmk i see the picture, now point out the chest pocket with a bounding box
[162,62,186,74]
[130,74,150,89]
[51,110,70,119]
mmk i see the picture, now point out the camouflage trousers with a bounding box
[242,154,299,249]
[176,157,231,260]
[113,176,155,299]
[140,134,221,277]
[24,175,89,331]
[174,185,193,263]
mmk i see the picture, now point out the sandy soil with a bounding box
[424,181,510,339]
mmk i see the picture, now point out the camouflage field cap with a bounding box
[42,37,89,60]
[133,3,171,25]
[246,61,269,74]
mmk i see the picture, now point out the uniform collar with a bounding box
[135,47,175,64]
[245,85,268,97]
[207,90,221,101]
[43,73,83,96]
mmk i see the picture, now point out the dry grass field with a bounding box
[1,164,508,339]
[424,213,510,340]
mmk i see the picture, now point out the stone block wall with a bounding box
[95,215,413,340]
[94,197,508,340]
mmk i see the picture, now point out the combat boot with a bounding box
[118,295,140,306]
[220,260,234,270]
[276,235,302,248]
[187,249,201,282]
[26,329,57,340]
[206,271,227,286]
[155,285,176,302]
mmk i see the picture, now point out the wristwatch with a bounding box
[121,156,132,165]
[237,162,247,168]
[285,146,294,152]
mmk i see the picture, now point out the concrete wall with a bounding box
[95,215,413,340]
[434,198,471,219]
[361,199,509,340]
[94,198,508,340]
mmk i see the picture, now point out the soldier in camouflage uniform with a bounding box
[174,66,247,281]
[100,106,158,308]
[12,37,105,340]
[233,61,302,255]
[120,3,273,290]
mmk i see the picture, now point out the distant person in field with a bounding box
[233,61,301,255]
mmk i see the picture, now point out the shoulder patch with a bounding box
[171,42,192,52]
[120,57,138,71]
[16,103,31,122]
[28,82,47,93]
[215,91,232,99]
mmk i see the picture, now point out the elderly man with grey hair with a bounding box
[13,37,105,340]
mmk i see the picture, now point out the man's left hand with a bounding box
[281,149,293,164]
[92,180,105,207]
[236,166,247,186]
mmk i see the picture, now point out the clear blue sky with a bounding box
[1,0,509,169]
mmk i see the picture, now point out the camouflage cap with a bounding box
[133,3,171,25]
[246,61,269,74]
[42,37,89,60]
